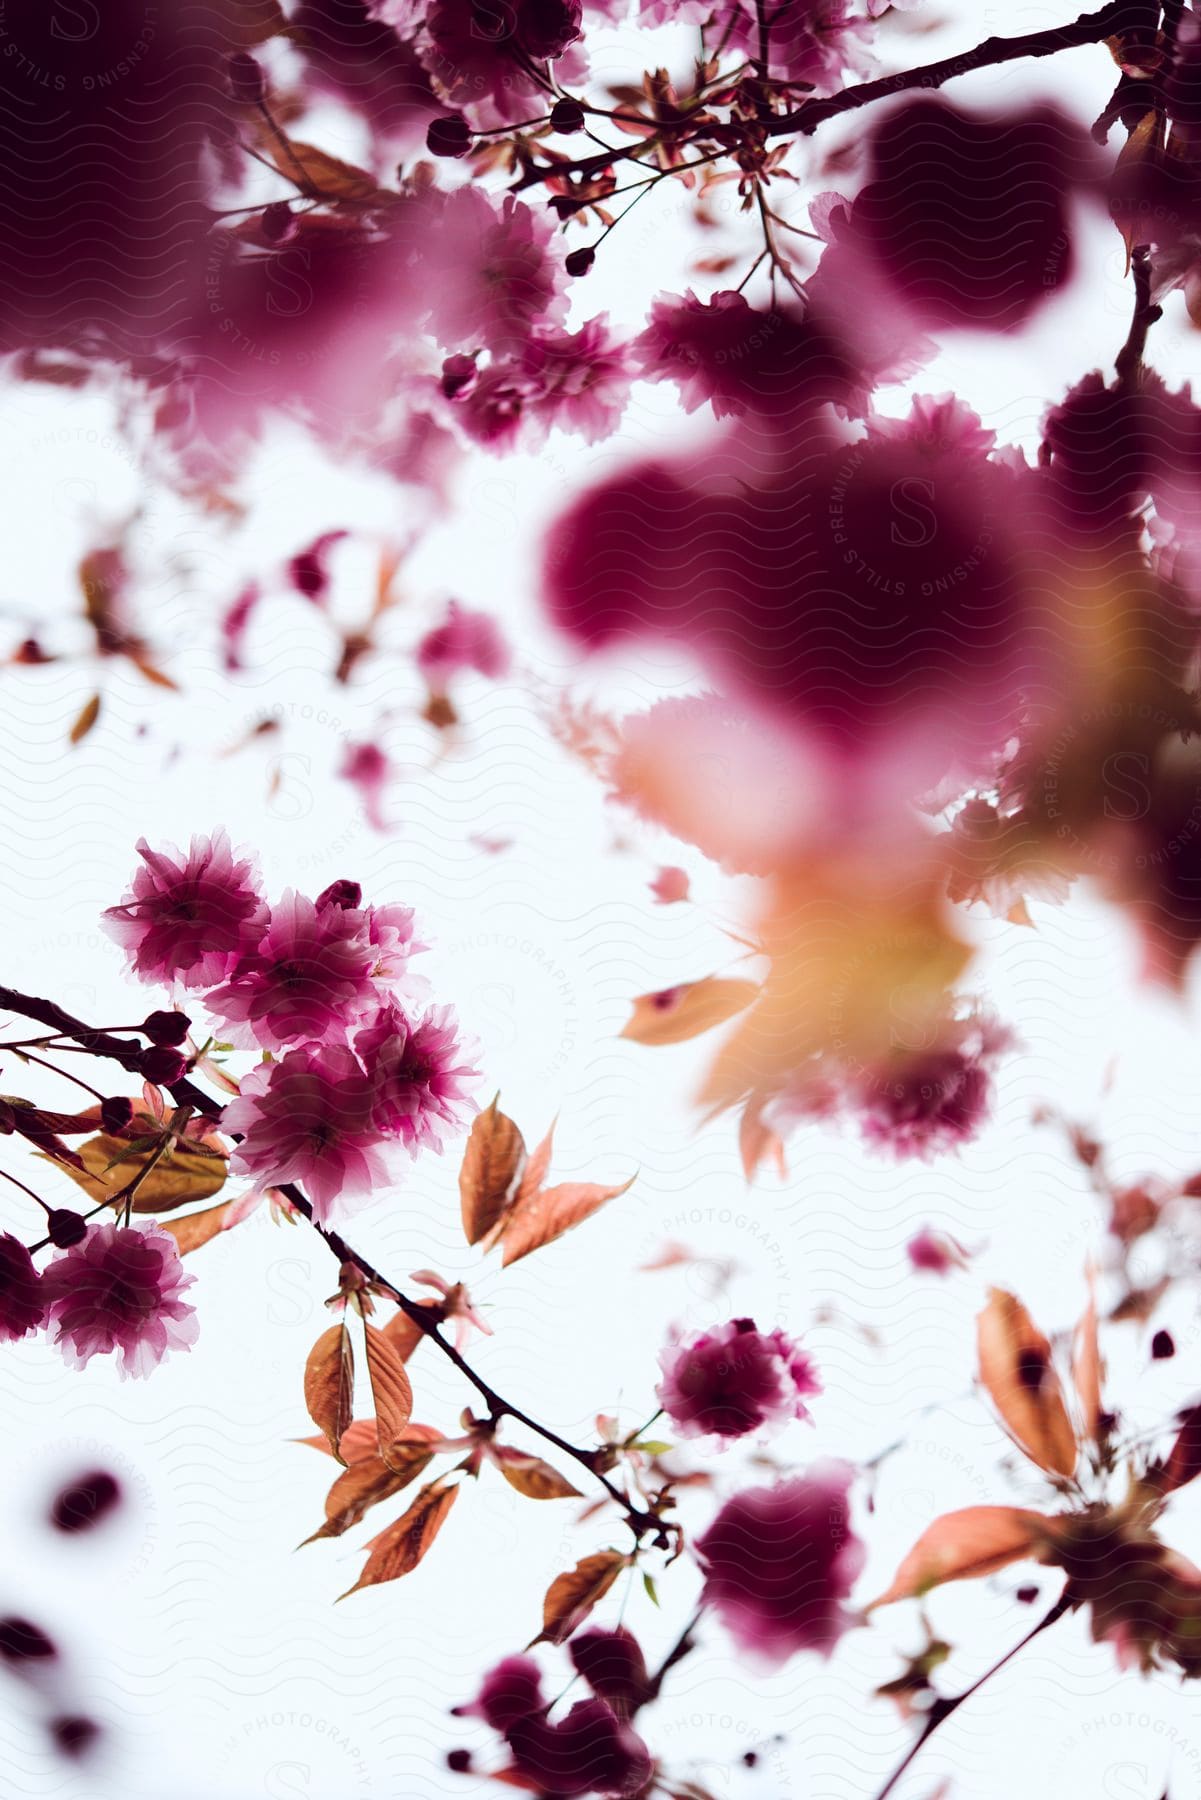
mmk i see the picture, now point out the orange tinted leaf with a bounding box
[514,1118,557,1207]
[493,1447,581,1500]
[870,1506,1053,1609]
[500,1176,635,1268]
[459,1095,526,1245]
[383,1308,426,1362]
[51,1132,227,1213]
[304,1442,437,1543]
[977,1289,1077,1477]
[305,1322,355,1463]
[364,1324,414,1468]
[621,978,759,1047]
[1072,1275,1104,1441]
[69,693,101,745]
[262,133,385,201]
[537,1550,627,1645]
[161,1200,237,1254]
[738,1092,787,1182]
[339,1479,459,1598]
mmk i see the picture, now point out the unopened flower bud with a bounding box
[227,52,265,104]
[46,1211,88,1250]
[550,97,585,133]
[315,878,362,911]
[100,1096,134,1133]
[142,1011,190,1047]
[427,114,472,158]
[565,246,595,277]
[139,1046,186,1085]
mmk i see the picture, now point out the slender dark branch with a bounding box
[647,1606,704,1701]
[512,3,1128,196]
[1115,242,1162,383]
[772,3,1131,137]
[0,984,660,1540]
[873,1592,1072,1800]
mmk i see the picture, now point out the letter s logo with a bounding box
[51,1,101,40]
[265,1763,311,1799]
[1102,1762,1151,1799]
[889,477,937,548]
[1101,751,1151,823]
[265,254,314,320]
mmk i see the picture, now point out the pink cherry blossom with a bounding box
[0,1234,46,1342]
[656,1317,821,1443]
[102,831,267,989]
[41,1224,198,1379]
[340,742,392,833]
[225,1043,390,1222]
[906,1228,971,1276]
[649,866,690,904]
[416,603,510,688]
[420,0,585,124]
[633,290,857,420]
[695,1464,865,1667]
[419,189,567,356]
[354,1002,479,1152]
[206,890,380,1051]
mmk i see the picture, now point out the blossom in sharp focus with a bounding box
[225,1043,389,1223]
[354,1002,479,1153]
[695,1464,865,1667]
[102,831,267,989]
[41,1224,198,1379]
[206,890,381,1050]
[0,1234,46,1342]
[420,0,585,123]
[656,1317,821,1443]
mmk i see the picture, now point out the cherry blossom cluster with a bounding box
[104,833,480,1222]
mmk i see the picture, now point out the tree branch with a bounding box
[0,984,661,1541]
[873,1592,1072,1800]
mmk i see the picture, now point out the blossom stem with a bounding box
[0,983,662,1542]
[1115,242,1162,385]
[872,1591,1072,1800]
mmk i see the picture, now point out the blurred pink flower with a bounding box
[340,742,392,832]
[417,602,510,687]
[0,1234,46,1342]
[657,1317,821,1443]
[696,1464,865,1666]
[354,1002,479,1152]
[906,1227,971,1276]
[207,890,380,1050]
[422,189,566,355]
[42,1224,198,1379]
[225,1043,388,1222]
[103,831,267,989]
[649,866,690,904]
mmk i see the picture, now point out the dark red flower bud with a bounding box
[49,1716,101,1760]
[0,1617,57,1663]
[1015,1584,1040,1604]
[261,201,295,244]
[139,1046,186,1086]
[551,97,585,134]
[50,1470,122,1534]
[565,246,595,277]
[441,353,478,399]
[1153,1328,1176,1360]
[46,1211,88,1250]
[446,1749,472,1773]
[315,879,362,911]
[100,1096,134,1133]
[427,115,473,158]
[227,52,265,104]
[142,1010,190,1047]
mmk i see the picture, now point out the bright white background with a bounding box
[3,5,1201,1798]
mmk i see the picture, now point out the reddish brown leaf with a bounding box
[161,1201,236,1255]
[493,1447,581,1500]
[977,1289,1078,1478]
[382,1309,427,1362]
[364,1323,414,1468]
[738,1092,787,1183]
[500,1177,635,1268]
[514,1119,557,1208]
[339,1478,459,1598]
[620,978,759,1047]
[1158,1406,1201,1493]
[536,1550,627,1645]
[69,693,101,745]
[304,1441,437,1543]
[1072,1274,1104,1441]
[305,1321,355,1463]
[870,1506,1054,1610]
[459,1095,526,1245]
